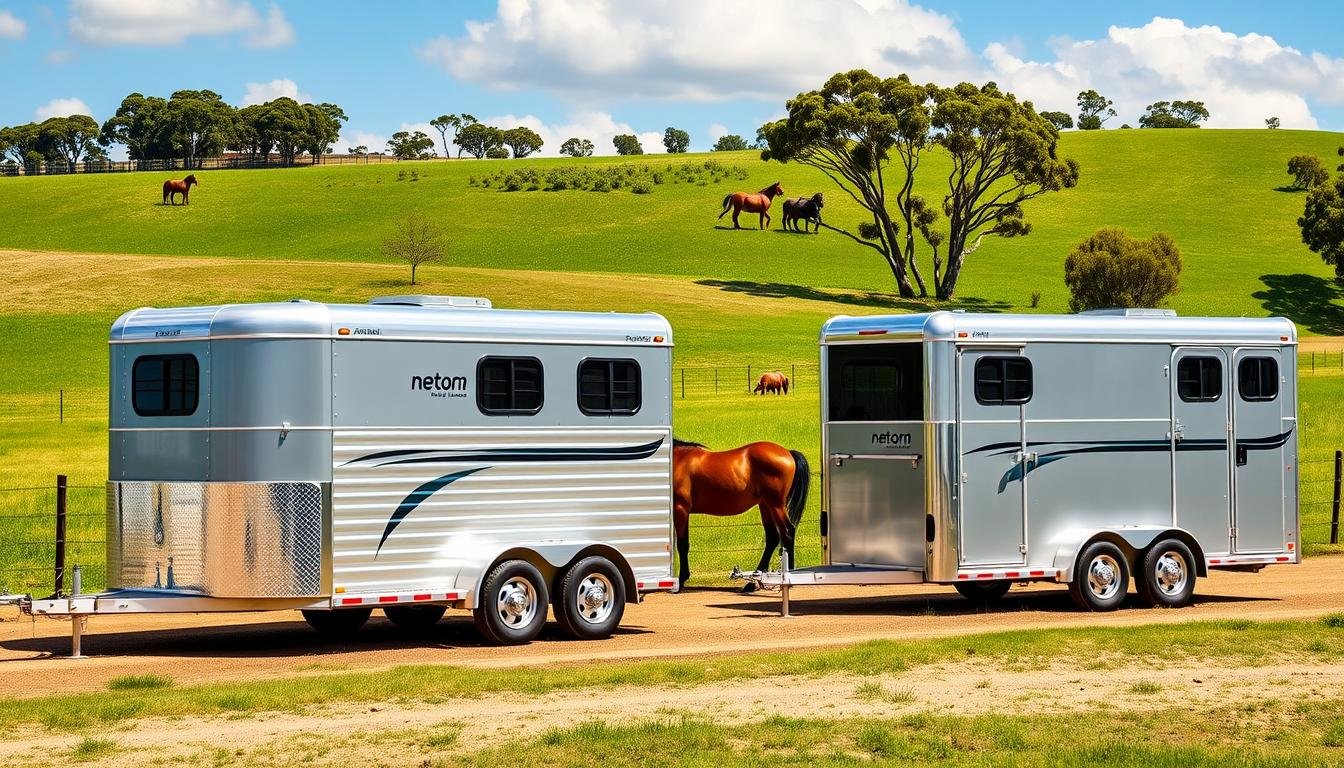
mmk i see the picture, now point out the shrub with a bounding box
[1287,155,1330,190]
[1064,228,1182,312]
[631,181,653,194]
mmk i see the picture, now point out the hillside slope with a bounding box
[2,130,1341,325]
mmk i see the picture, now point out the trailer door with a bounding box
[956,348,1029,566]
[1231,350,1287,553]
[1171,347,1232,555]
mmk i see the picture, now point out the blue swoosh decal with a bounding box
[377,467,489,555]
[344,438,665,468]
[997,455,1066,493]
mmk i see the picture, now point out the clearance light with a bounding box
[957,331,969,338]
[334,586,346,593]
[338,328,351,336]
[858,329,887,336]
[1280,336,1289,341]
[654,335,665,343]
[1287,542,1295,551]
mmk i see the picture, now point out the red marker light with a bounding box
[858,329,887,336]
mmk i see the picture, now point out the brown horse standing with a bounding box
[718,181,783,229]
[162,174,198,205]
[754,371,789,395]
[672,439,810,591]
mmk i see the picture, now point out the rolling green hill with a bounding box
[1,129,1342,325]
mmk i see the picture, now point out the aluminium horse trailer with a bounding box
[28,296,678,649]
[738,309,1300,612]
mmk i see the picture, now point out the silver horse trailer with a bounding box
[30,296,677,647]
[740,309,1299,612]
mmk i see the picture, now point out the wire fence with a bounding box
[0,153,407,177]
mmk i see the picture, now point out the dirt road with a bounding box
[2,557,1341,697]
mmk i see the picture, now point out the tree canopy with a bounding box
[1287,155,1330,190]
[1299,173,1344,280]
[559,137,594,157]
[1138,100,1209,128]
[430,114,464,158]
[387,130,436,160]
[502,126,544,158]
[712,134,748,151]
[455,122,502,159]
[763,71,1078,300]
[1040,111,1073,130]
[662,127,690,153]
[1266,116,1281,129]
[1076,89,1115,130]
[1064,228,1182,311]
[612,134,643,155]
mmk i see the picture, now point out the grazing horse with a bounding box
[162,174,198,205]
[672,439,810,591]
[754,371,790,395]
[782,192,824,233]
[718,181,784,230]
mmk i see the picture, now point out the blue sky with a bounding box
[1,1,1341,158]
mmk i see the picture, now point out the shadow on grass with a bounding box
[696,278,1011,313]
[1273,186,1307,193]
[1253,274,1344,335]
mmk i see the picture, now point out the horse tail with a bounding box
[785,450,810,530]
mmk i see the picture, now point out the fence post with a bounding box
[747,364,752,394]
[791,364,796,392]
[59,389,63,423]
[714,368,718,393]
[54,474,68,596]
[1332,450,1341,546]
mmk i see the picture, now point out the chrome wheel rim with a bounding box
[1153,550,1188,596]
[574,573,616,625]
[496,576,538,628]
[1087,554,1123,601]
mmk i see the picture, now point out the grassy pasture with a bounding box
[1,130,1343,321]
[2,130,1344,592]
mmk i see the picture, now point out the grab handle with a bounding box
[831,453,921,468]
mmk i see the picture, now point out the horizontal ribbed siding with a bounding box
[332,428,674,592]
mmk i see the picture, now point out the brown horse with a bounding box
[162,174,198,205]
[754,371,789,395]
[672,439,810,591]
[718,181,783,230]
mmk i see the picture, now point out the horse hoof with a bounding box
[740,582,758,595]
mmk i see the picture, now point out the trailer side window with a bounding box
[1237,357,1279,401]
[578,359,641,415]
[132,354,199,417]
[974,357,1032,405]
[1177,356,1222,402]
[827,343,923,421]
[477,357,544,414]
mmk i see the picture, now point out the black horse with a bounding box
[781,192,824,233]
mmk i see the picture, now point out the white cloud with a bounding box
[707,123,730,141]
[479,111,667,156]
[241,78,311,106]
[0,9,25,39]
[45,49,74,65]
[69,0,293,48]
[420,0,976,101]
[984,18,1344,129]
[35,97,93,121]
[426,6,1341,128]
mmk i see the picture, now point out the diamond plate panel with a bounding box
[108,481,324,597]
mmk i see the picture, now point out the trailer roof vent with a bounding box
[369,295,492,308]
[1078,308,1176,317]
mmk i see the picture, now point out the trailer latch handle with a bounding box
[831,453,921,468]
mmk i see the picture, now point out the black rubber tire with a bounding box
[473,559,549,646]
[552,556,627,640]
[1135,538,1198,608]
[301,607,372,636]
[954,580,1011,603]
[383,604,447,631]
[1068,541,1131,612]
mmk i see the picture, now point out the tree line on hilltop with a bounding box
[0,90,346,169]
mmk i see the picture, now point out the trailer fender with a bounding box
[467,542,637,609]
[1051,527,1207,582]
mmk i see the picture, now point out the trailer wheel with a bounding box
[473,559,549,646]
[1067,541,1130,612]
[301,607,372,636]
[954,580,1011,604]
[1136,539,1197,608]
[553,556,626,640]
[383,604,447,631]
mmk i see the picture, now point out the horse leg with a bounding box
[743,508,781,593]
[732,207,741,230]
[674,504,691,590]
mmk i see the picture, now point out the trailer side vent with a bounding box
[369,295,492,308]
[1078,308,1177,317]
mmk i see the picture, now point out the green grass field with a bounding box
[1,129,1343,592]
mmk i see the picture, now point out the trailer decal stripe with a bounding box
[377,467,490,555]
[342,438,666,468]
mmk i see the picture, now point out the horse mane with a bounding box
[673,437,708,449]
[759,181,782,196]
[809,192,824,204]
